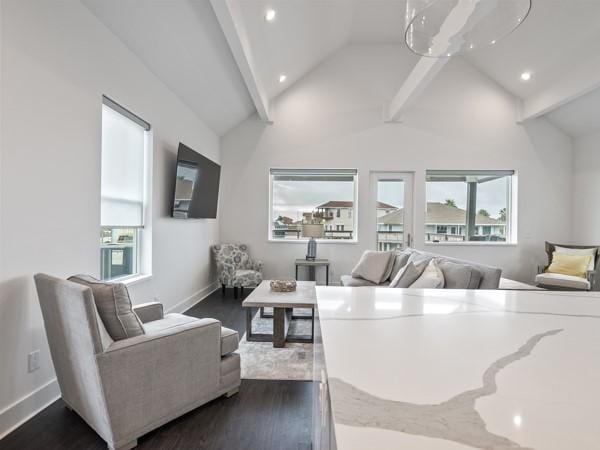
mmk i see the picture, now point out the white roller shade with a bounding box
[101,104,146,227]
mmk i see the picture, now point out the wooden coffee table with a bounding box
[242,280,316,348]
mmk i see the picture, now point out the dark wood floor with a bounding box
[1,288,313,450]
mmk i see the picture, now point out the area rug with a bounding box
[238,308,318,381]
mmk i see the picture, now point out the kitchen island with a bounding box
[314,287,600,450]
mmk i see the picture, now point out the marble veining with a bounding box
[316,287,600,450]
[329,329,563,450]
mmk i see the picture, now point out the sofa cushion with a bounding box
[410,259,445,289]
[438,260,482,289]
[388,250,412,282]
[535,273,590,290]
[221,327,239,356]
[389,260,429,288]
[68,274,144,341]
[409,250,501,289]
[351,251,394,284]
[340,275,391,287]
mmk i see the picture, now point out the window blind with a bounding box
[100,103,146,227]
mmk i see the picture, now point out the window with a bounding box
[425,170,515,244]
[375,178,406,251]
[100,96,151,280]
[269,169,358,241]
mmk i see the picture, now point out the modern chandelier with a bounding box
[405,0,532,57]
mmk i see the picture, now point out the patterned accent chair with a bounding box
[212,244,263,298]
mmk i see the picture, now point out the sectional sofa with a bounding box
[341,248,502,289]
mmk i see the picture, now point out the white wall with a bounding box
[0,0,220,436]
[573,131,600,243]
[220,45,574,285]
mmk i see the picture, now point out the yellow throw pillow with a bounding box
[546,252,592,278]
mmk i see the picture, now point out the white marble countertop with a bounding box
[315,287,600,450]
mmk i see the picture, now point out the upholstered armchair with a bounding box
[212,244,263,298]
[535,241,600,291]
[34,274,240,450]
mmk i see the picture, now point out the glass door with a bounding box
[370,172,414,251]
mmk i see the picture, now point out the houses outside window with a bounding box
[269,169,358,241]
[375,176,408,251]
[425,170,515,244]
[100,96,152,280]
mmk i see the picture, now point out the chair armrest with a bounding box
[97,319,222,435]
[133,302,164,323]
[587,270,595,289]
[217,261,236,285]
[247,259,263,272]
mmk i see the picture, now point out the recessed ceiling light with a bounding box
[279,74,287,83]
[513,415,523,427]
[265,9,276,22]
[520,71,531,81]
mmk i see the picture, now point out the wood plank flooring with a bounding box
[0,287,313,450]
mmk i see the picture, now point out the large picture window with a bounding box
[269,169,358,241]
[100,97,151,280]
[425,170,515,244]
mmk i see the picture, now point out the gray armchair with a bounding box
[34,274,240,450]
[212,243,263,298]
[535,241,599,291]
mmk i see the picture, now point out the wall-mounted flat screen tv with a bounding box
[171,143,221,219]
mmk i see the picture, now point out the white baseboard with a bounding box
[167,280,220,314]
[0,280,219,440]
[0,378,60,440]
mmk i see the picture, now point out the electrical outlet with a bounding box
[28,350,40,373]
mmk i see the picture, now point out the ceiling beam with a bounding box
[385,57,448,122]
[210,0,271,122]
[386,0,490,122]
[518,53,600,122]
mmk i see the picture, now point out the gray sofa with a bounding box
[341,248,502,289]
[34,274,241,450]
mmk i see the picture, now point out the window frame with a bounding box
[424,170,517,246]
[268,168,359,244]
[100,96,153,282]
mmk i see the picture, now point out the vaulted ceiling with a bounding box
[84,0,600,139]
[83,0,255,136]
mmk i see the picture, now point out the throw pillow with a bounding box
[410,259,445,289]
[351,251,394,284]
[546,253,592,279]
[389,260,429,288]
[438,260,482,289]
[68,274,145,341]
[387,250,412,282]
[554,246,597,271]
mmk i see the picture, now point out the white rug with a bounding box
[239,308,317,381]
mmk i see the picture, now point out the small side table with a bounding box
[295,258,330,286]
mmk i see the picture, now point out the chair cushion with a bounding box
[547,252,592,278]
[142,313,198,334]
[555,245,597,271]
[68,274,144,341]
[213,244,250,269]
[438,260,482,289]
[409,259,445,289]
[351,251,394,284]
[221,327,239,356]
[233,269,262,287]
[535,273,590,290]
[340,275,390,287]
